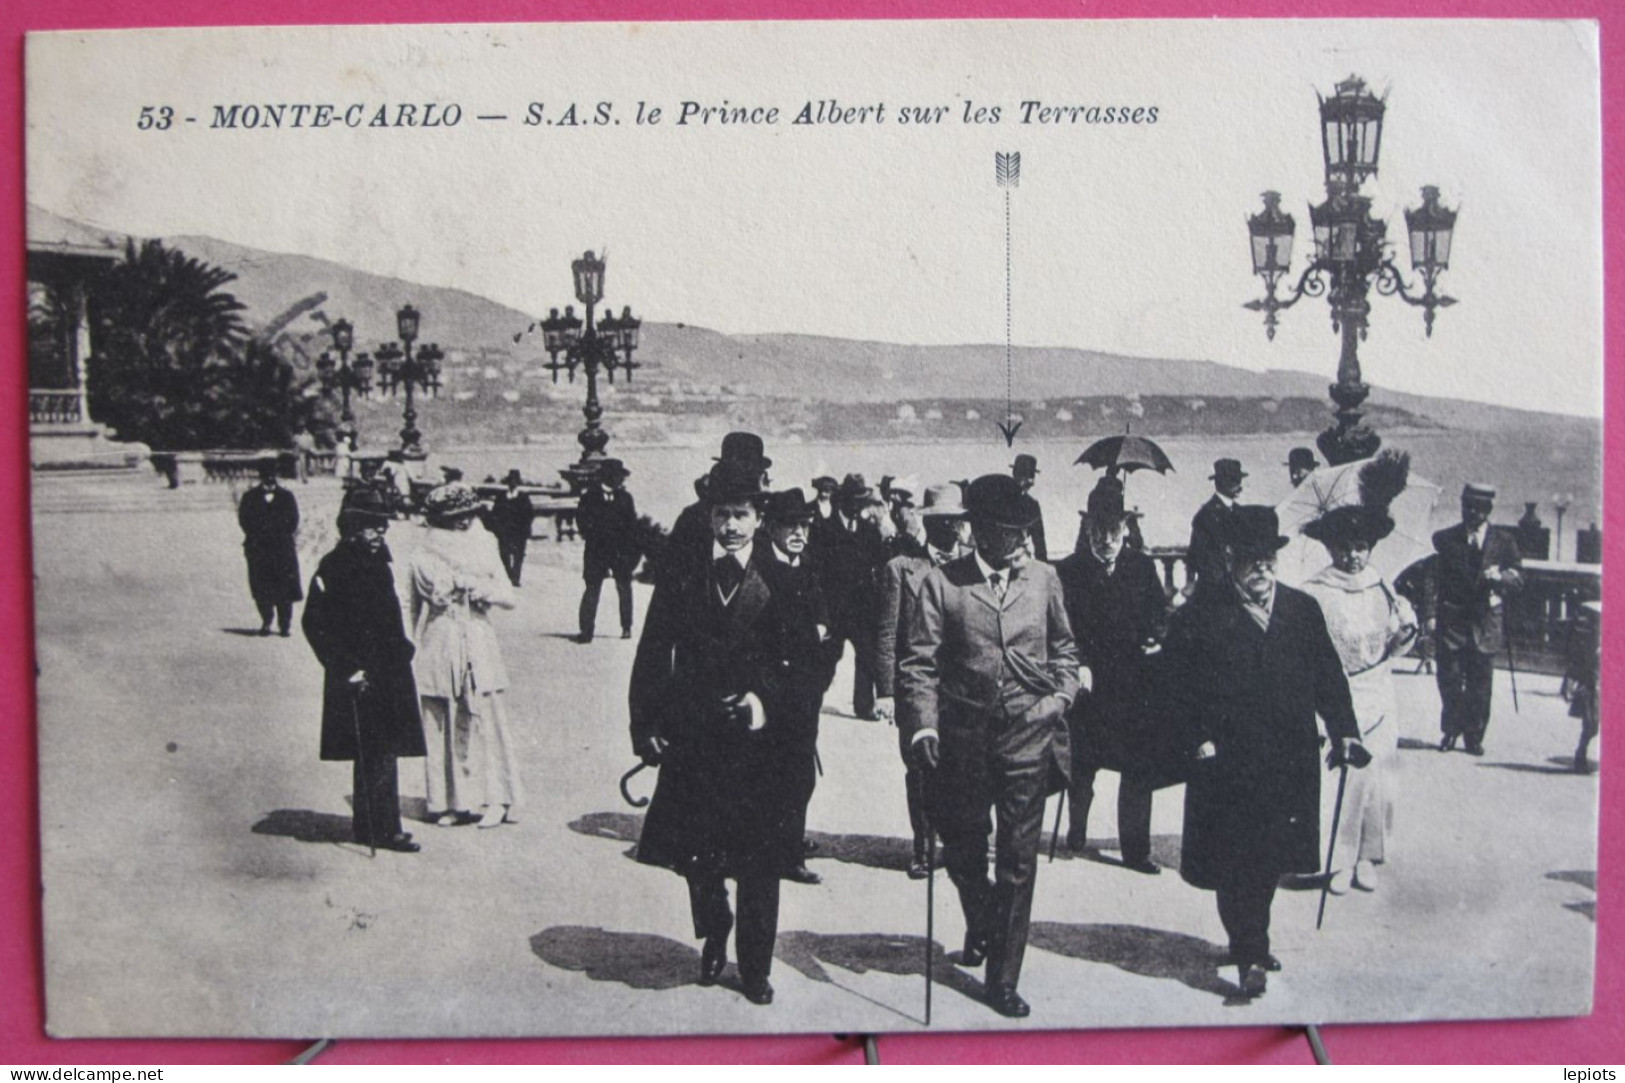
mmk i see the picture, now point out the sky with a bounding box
[25,19,1604,416]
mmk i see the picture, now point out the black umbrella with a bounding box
[1075,434,1176,477]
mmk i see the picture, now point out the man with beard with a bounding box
[1162,505,1365,998]
[1055,482,1171,872]
[898,474,1079,1018]
[873,482,972,879]
[301,488,426,853]
[629,459,799,1007]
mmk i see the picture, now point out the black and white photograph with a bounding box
[24,19,1603,1038]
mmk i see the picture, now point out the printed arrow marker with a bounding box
[996,152,1022,448]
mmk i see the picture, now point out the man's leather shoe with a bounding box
[742,979,774,1006]
[960,933,987,968]
[986,984,1030,1018]
[1464,741,1485,757]
[785,864,822,885]
[1238,964,1267,998]
[907,858,929,880]
[802,838,820,854]
[375,833,420,853]
[1438,734,1458,752]
[1223,951,1281,972]
[1066,830,1090,853]
[699,935,727,985]
[1123,858,1161,875]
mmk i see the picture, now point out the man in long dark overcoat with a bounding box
[238,460,303,636]
[487,468,536,587]
[1055,483,1171,871]
[1185,458,1245,602]
[873,482,971,879]
[301,488,426,853]
[1161,505,1364,998]
[813,473,890,720]
[576,458,641,641]
[898,474,1079,1019]
[1431,482,1523,755]
[629,459,802,1007]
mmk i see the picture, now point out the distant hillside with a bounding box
[28,206,1594,438]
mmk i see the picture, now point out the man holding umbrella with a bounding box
[1161,505,1365,997]
[898,474,1079,1018]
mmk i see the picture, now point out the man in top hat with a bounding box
[814,473,891,721]
[302,487,426,853]
[1186,458,1247,601]
[1285,447,1320,489]
[1055,482,1171,872]
[662,433,773,581]
[629,459,801,1007]
[1431,483,1523,755]
[759,487,842,884]
[1010,454,1048,562]
[1160,505,1364,998]
[898,474,1079,1018]
[874,483,973,879]
[238,459,304,637]
[487,468,536,587]
[576,458,641,642]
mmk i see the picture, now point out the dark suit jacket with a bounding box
[1432,523,1523,654]
[812,511,890,642]
[238,486,304,605]
[486,489,536,544]
[874,549,952,698]
[1161,584,1358,889]
[628,546,803,878]
[897,555,1080,797]
[577,486,641,576]
[1187,494,1235,592]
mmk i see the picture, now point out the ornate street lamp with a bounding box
[314,317,373,451]
[1244,75,1459,466]
[373,303,443,459]
[539,251,641,490]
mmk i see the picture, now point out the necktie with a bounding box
[714,556,744,597]
[989,571,1004,599]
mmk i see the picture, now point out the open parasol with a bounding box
[1275,456,1441,587]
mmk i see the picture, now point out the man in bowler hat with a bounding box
[629,459,801,1006]
[1161,505,1364,997]
[487,468,536,587]
[1186,458,1246,600]
[1432,483,1523,755]
[1010,454,1048,561]
[301,488,426,853]
[576,458,641,641]
[238,459,303,636]
[898,474,1079,1018]
[1285,447,1320,489]
[814,473,891,720]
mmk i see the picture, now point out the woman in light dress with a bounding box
[408,482,523,828]
[1301,503,1417,893]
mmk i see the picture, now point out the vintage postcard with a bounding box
[26,20,1601,1038]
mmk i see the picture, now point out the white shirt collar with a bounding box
[772,544,800,567]
[1215,493,1237,509]
[927,544,956,566]
[973,550,1010,585]
[712,540,753,568]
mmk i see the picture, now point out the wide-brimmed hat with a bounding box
[714,431,772,470]
[1210,458,1248,485]
[761,487,818,525]
[337,487,392,530]
[440,466,465,482]
[965,474,1041,529]
[596,458,631,480]
[1303,505,1394,547]
[424,482,483,524]
[837,473,876,504]
[1462,482,1497,505]
[1224,505,1290,554]
[705,459,766,505]
[811,475,839,493]
[889,475,919,502]
[1085,482,1141,524]
[1011,454,1040,478]
[501,468,524,486]
[1285,448,1320,472]
[918,483,967,518]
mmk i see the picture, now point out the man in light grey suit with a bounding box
[897,473,1079,1019]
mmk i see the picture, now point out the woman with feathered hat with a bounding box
[1299,452,1419,894]
[408,481,524,829]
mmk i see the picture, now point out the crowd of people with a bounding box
[234,430,1560,1017]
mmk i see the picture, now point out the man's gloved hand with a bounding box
[1327,738,1373,770]
[639,735,667,768]
[913,733,940,770]
[874,696,895,723]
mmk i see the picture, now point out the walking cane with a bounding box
[350,691,376,858]
[1316,761,1351,931]
[1504,622,1522,715]
[1047,790,1067,863]
[924,812,935,1027]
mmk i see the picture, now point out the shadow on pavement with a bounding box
[1029,921,1248,1005]
[1049,833,1184,873]
[803,830,914,874]
[569,811,645,844]
[1564,901,1597,922]
[1397,738,1439,751]
[1477,761,1582,776]
[221,627,273,637]
[1548,869,1597,922]
[775,929,981,1022]
[252,808,354,844]
[532,926,699,990]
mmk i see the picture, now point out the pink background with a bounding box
[2,0,1618,1065]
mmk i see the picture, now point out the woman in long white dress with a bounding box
[1301,504,1417,893]
[409,482,523,828]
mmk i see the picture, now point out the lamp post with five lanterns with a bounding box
[373,304,444,460]
[314,317,373,452]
